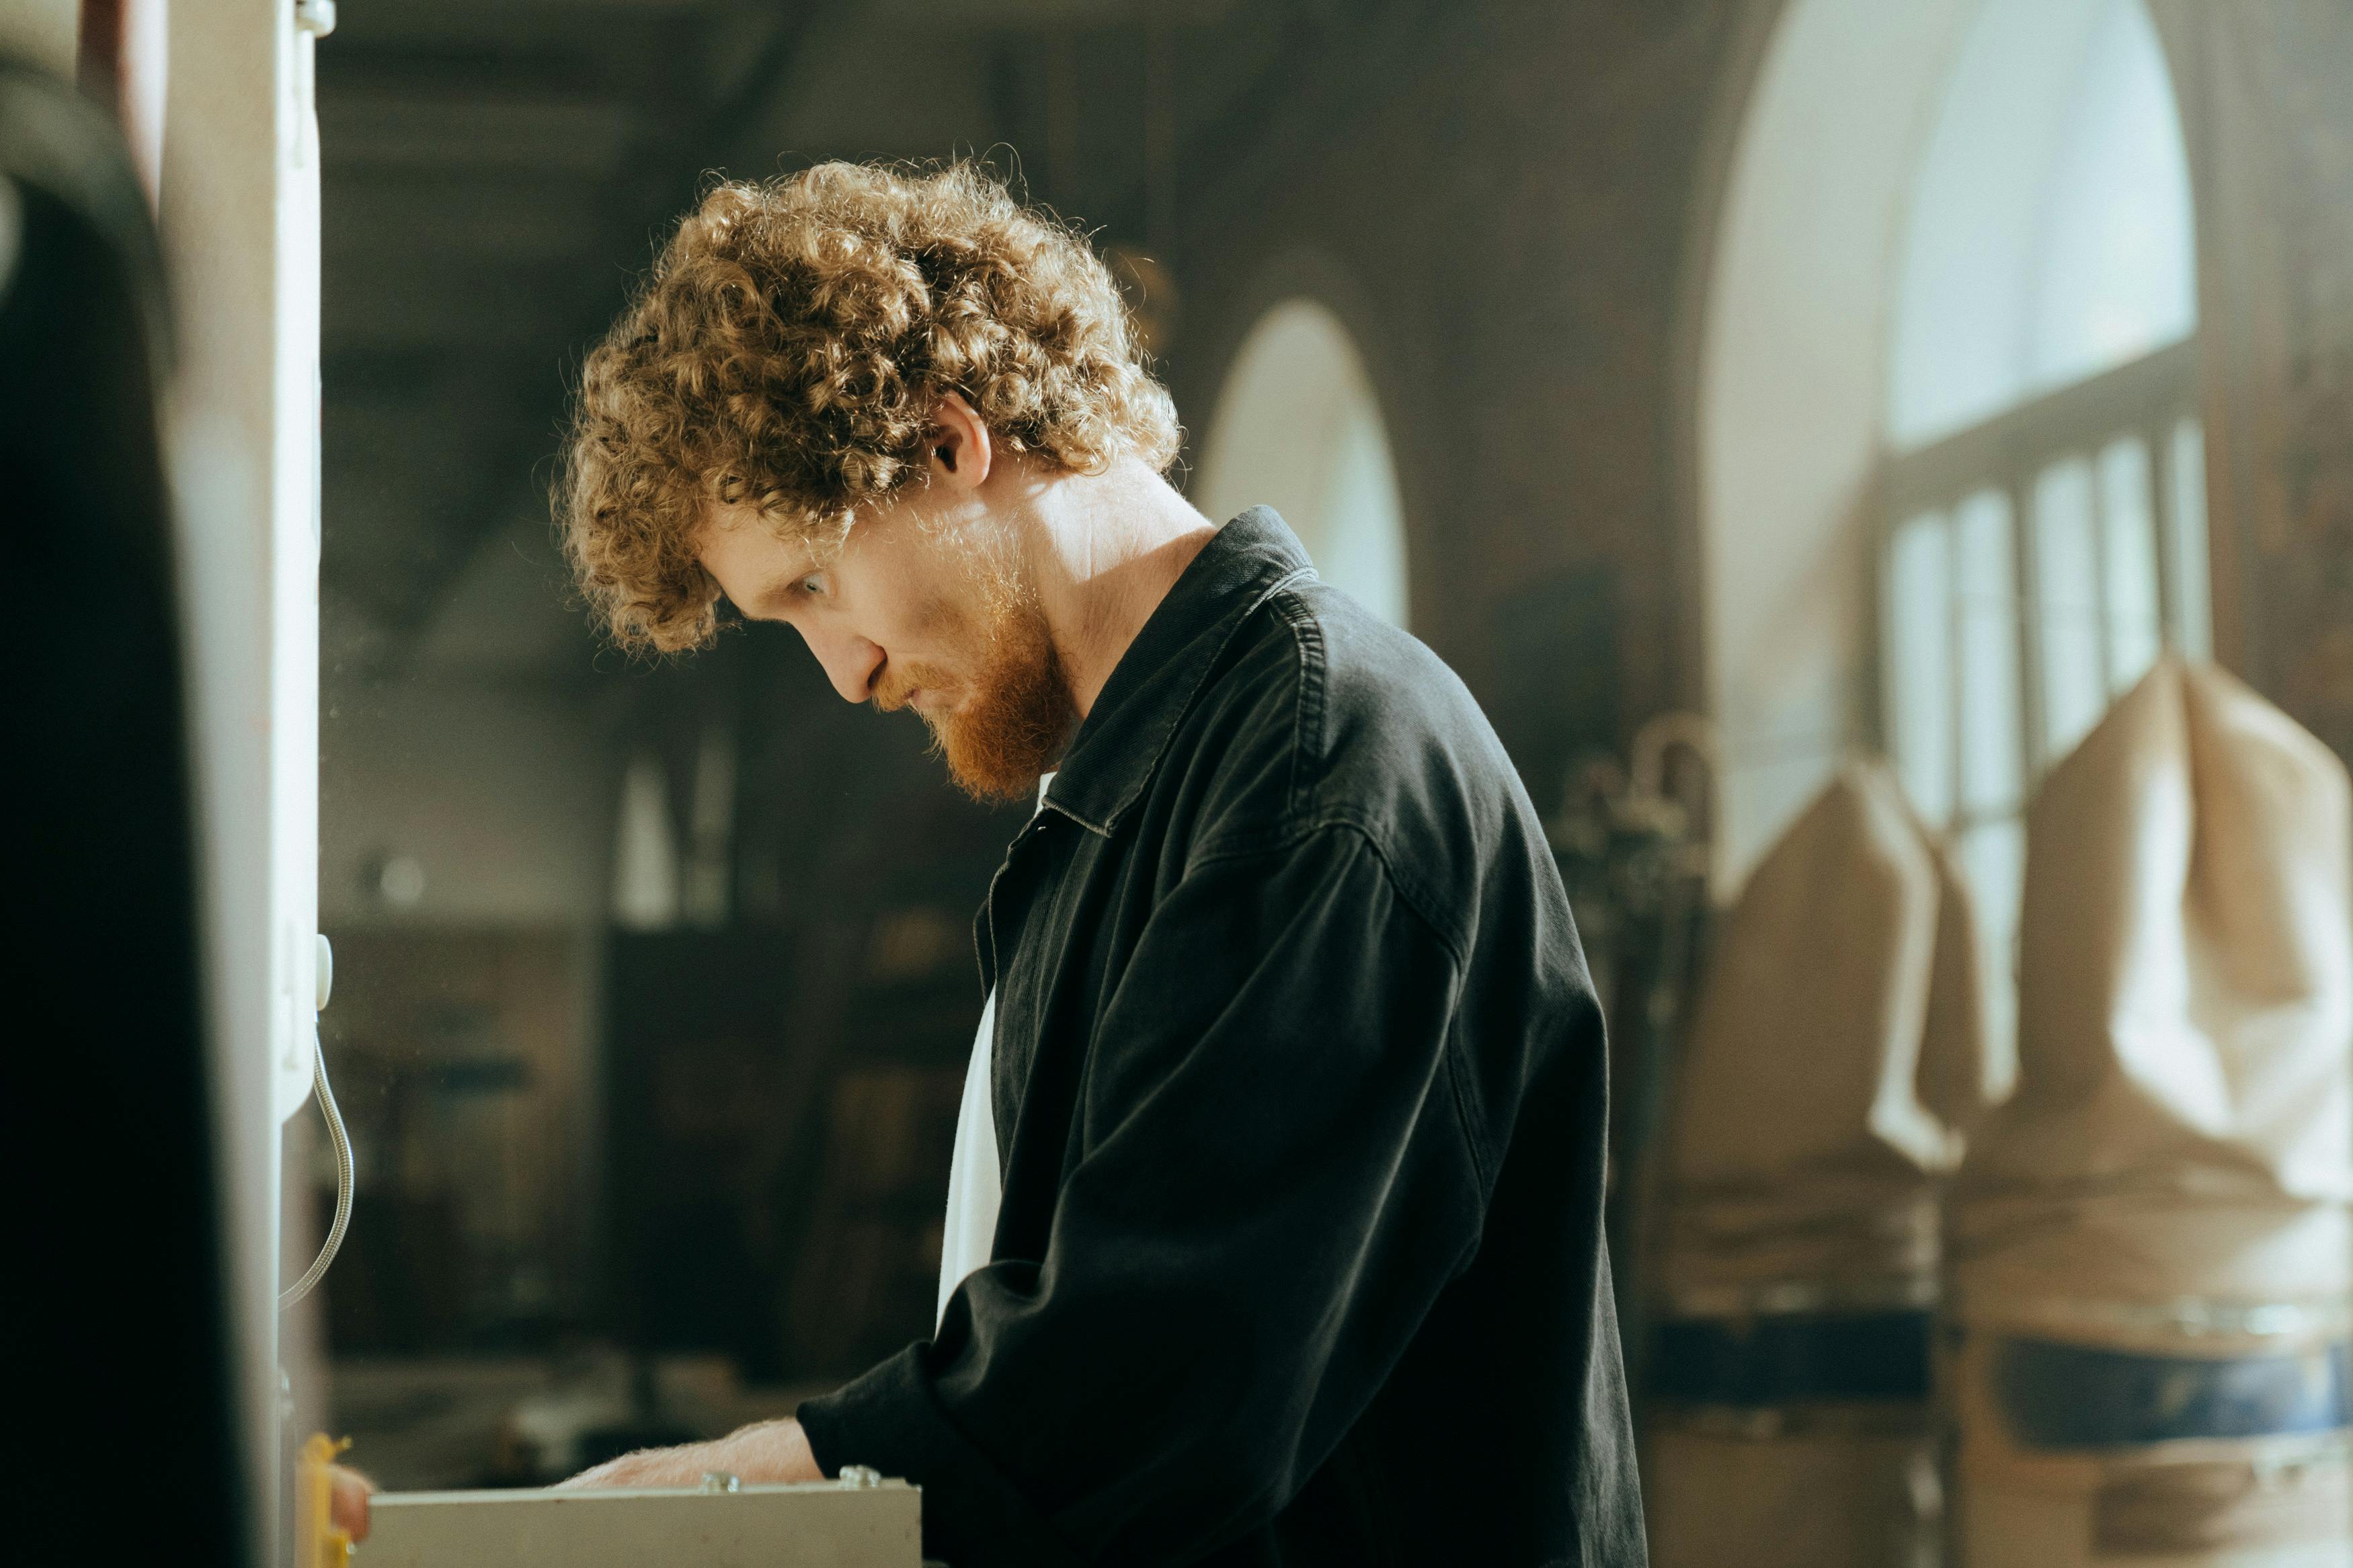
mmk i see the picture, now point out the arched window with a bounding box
[1195,297,1410,628]
[1879,0,2207,1013]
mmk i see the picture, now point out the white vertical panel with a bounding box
[275,21,323,1124]
[162,0,322,1542]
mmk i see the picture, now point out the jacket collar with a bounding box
[1042,506,1313,837]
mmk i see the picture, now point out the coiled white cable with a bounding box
[280,1034,354,1311]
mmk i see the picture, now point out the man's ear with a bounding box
[927,392,993,492]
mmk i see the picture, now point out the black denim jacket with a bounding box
[800,509,1644,1567]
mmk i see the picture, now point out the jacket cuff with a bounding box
[797,1344,1083,1568]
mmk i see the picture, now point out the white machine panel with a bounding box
[365,1478,922,1568]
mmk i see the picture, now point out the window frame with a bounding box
[1878,335,2206,818]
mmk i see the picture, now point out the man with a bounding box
[555,161,1643,1565]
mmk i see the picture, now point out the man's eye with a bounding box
[801,576,824,595]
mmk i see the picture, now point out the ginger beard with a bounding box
[873,550,1077,804]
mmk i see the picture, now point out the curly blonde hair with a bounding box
[556,159,1181,653]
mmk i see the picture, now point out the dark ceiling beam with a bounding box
[334,0,718,54]
[323,259,582,351]
[326,173,612,268]
[323,90,649,177]
[355,3,854,653]
[859,0,1240,30]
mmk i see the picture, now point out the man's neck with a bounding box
[1022,456,1218,718]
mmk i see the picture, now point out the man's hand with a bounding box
[559,1417,824,1491]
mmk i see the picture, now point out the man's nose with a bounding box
[801,625,885,704]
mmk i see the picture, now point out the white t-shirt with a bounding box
[936,774,1054,1327]
[936,989,1002,1327]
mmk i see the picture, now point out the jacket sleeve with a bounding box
[796,821,1490,1567]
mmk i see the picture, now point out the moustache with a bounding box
[871,661,955,714]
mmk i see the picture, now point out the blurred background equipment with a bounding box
[1644,764,1995,1568]
[1548,712,1720,1368]
[1950,661,2353,1566]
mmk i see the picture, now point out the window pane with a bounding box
[2025,0,2198,395]
[1953,489,2023,817]
[2034,455,2106,764]
[1198,298,1410,626]
[1887,510,1955,826]
[2098,435,2162,695]
[2167,417,2212,659]
[1885,0,2196,447]
[1957,816,2024,1096]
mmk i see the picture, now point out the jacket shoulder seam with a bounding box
[1184,817,1492,1184]
[1263,585,1329,823]
[1186,813,1470,972]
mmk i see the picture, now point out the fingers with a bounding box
[327,1464,374,1542]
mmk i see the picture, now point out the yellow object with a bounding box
[298,1433,354,1568]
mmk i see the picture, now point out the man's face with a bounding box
[699,498,1077,802]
